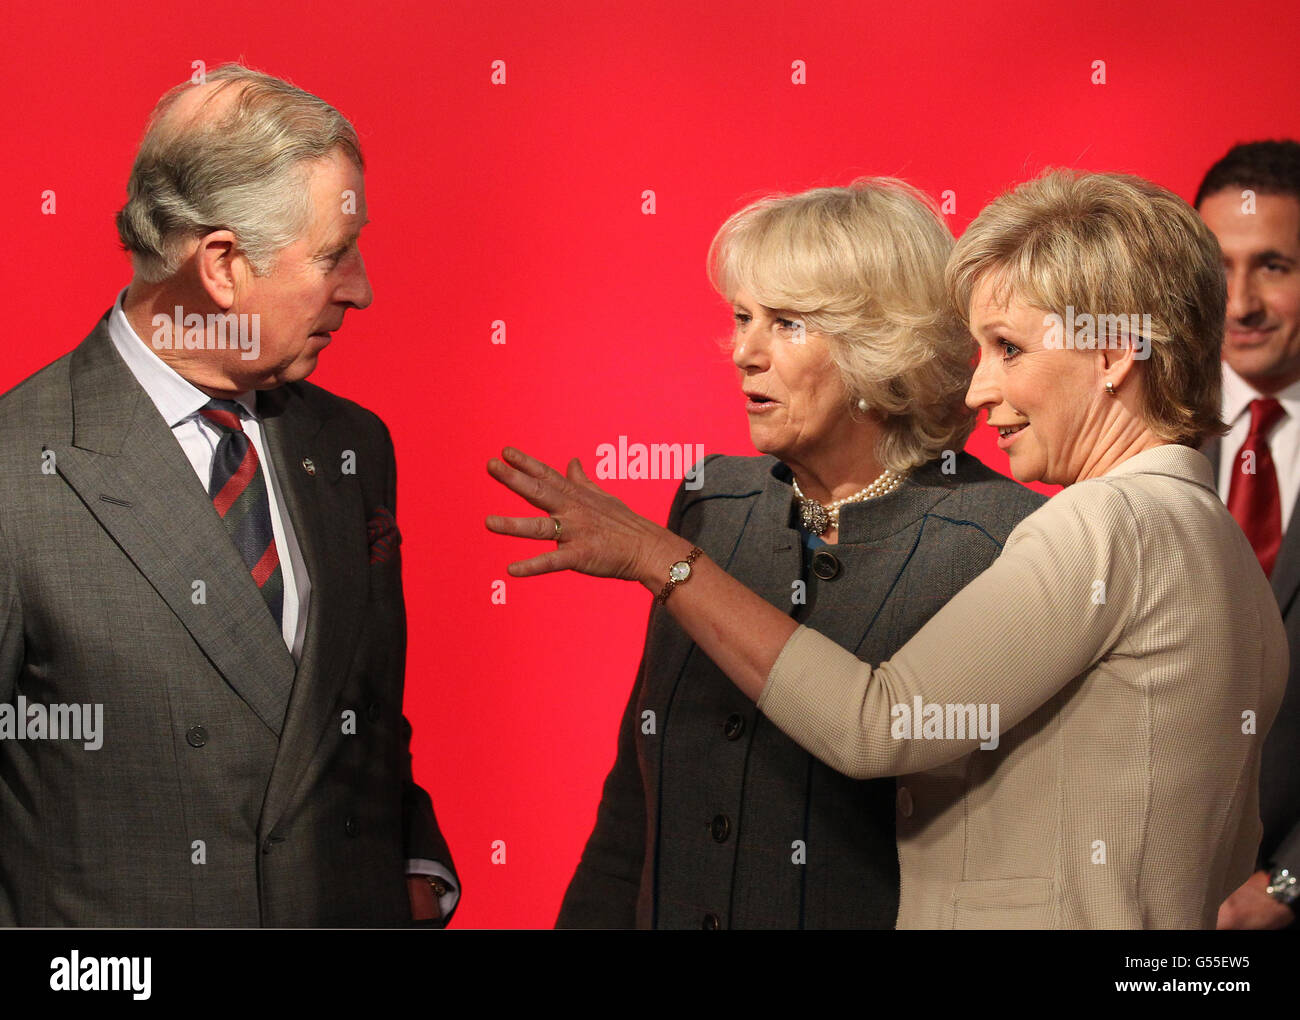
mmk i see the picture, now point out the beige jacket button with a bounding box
[897,786,914,817]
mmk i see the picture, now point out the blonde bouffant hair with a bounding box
[708,178,975,472]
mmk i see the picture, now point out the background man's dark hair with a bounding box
[1195,139,1300,209]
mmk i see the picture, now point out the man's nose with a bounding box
[1225,266,1262,322]
[341,252,374,310]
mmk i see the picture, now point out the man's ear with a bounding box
[194,229,241,310]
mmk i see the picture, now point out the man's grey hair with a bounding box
[116,64,364,282]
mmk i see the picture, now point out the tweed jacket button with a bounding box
[723,713,745,740]
[897,786,914,818]
[185,725,208,748]
[710,814,731,842]
[811,549,841,580]
[702,913,720,930]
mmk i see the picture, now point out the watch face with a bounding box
[669,560,691,583]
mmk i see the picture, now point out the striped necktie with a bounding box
[199,399,285,627]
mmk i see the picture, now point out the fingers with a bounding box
[567,457,589,483]
[502,446,566,483]
[485,514,558,541]
[504,545,581,577]
[486,451,563,512]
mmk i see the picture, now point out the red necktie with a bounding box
[1227,397,1286,577]
[200,399,285,626]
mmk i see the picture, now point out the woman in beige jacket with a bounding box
[487,170,1288,929]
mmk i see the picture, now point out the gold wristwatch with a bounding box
[655,547,703,605]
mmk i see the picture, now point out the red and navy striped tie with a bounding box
[200,399,285,628]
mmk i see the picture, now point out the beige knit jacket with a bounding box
[759,444,1287,928]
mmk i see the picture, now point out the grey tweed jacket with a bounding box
[556,450,1044,928]
[0,313,455,926]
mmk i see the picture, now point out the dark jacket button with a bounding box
[366,701,382,722]
[711,814,730,842]
[702,913,720,930]
[811,549,841,580]
[186,725,208,748]
[723,714,745,740]
[345,817,359,837]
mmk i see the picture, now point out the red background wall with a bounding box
[5,0,1299,927]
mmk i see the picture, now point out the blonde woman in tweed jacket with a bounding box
[488,171,1288,929]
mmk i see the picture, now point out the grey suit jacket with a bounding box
[0,313,455,926]
[1203,435,1300,876]
[556,451,1044,928]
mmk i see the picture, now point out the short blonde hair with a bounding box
[116,63,363,283]
[947,170,1227,446]
[708,178,975,471]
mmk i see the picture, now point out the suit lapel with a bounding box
[647,469,802,705]
[1273,490,1300,615]
[1201,435,1221,477]
[1204,434,1300,613]
[724,470,805,614]
[256,385,368,835]
[648,463,958,697]
[53,323,294,734]
[813,465,960,659]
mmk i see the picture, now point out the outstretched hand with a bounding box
[486,446,680,585]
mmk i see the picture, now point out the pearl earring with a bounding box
[857,398,869,413]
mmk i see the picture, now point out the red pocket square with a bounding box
[367,505,401,564]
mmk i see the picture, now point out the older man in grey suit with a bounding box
[0,65,457,926]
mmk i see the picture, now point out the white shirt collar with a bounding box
[1221,358,1300,426]
[106,287,257,426]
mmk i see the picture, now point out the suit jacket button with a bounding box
[897,786,914,818]
[702,913,720,930]
[811,550,841,580]
[186,725,208,748]
[345,817,359,837]
[723,713,745,740]
[710,814,731,842]
[366,701,382,723]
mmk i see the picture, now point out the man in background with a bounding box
[1197,139,1300,929]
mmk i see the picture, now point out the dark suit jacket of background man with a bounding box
[0,312,456,926]
[1203,435,1300,890]
[557,451,1044,929]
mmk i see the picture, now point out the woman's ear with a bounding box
[1099,331,1144,392]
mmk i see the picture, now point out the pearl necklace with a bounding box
[793,469,907,535]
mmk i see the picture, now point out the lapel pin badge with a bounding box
[301,457,317,476]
